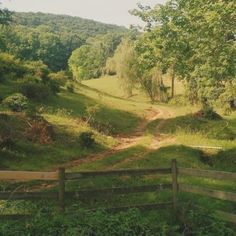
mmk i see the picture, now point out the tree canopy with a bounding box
[0,12,127,71]
[131,0,236,106]
[69,33,123,80]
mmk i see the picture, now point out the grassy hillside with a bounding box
[1,75,236,234]
[13,12,127,37]
[1,75,235,170]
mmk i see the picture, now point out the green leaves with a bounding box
[69,34,123,81]
[132,0,236,106]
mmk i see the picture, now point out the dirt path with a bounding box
[28,107,175,191]
[60,107,175,170]
[59,107,160,170]
[149,108,176,149]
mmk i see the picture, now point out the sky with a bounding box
[1,0,166,27]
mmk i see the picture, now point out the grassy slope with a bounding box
[1,76,236,223]
[0,79,142,170]
[71,76,236,213]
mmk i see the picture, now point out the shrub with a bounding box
[169,95,188,106]
[89,120,114,135]
[78,131,95,148]
[0,209,179,235]
[193,106,222,120]
[2,93,28,112]
[178,204,234,235]
[65,81,74,93]
[48,71,69,86]
[25,60,50,81]
[27,117,54,144]
[19,79,52,101]
[0,53,27,82]
[218,81,236,115]
[48,79,60,94]
[0,135,15,149]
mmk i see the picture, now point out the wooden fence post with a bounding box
[58,168,65,213]
[171,159,178,212]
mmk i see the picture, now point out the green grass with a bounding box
[45,89,141,135]
[1,75,236,233]
[0,112,110,170]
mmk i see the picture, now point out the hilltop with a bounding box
[13,12,127,37]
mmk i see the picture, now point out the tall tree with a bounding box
[132,0,236,107]
[0,2,11,25]
[108,38,138,97]
[69,33,123,80]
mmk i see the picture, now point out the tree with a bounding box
[0,2,11,25]
[0,11,126,71]
[108,38,138,97]
[132,0,236,108]
[69,33,123,80]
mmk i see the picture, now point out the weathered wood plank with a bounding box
[178,168,236,181]
[66,184,172,198]
[171,159,178,211]
[58,168,65,213]
[100,202,173,213]
[0,171,58,181]
[179,184,236,202]
[66,168,171,180]
[0,192,57,200]
[215,210,236,224]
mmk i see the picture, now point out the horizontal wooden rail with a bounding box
[67,184,172,198]
[66,168,171,180]
[178,168,236,181]
[179,184,236,203]
[100,202,173,213]
[0,192,57,200]
[0,171,58,181]
[215,210,236,224]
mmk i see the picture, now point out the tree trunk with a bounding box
[171,72,175,98]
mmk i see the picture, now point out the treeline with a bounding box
[68,33,124,80]
[0,12,127,71]
[0,8,128,113]
[85,0,235,114]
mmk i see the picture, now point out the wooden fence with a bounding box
[0,160,236,223]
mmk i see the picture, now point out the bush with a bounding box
[193,106,222,120]
[0,114,16,149]
[2,93,28,112]
[27,117,54,144]
[78,131,95,148]
[65,81,74,93]
[178,205,234,235]
[19,79,52,101]
[48,79,60,94]
[0,209,156,235]
[0,53,27,82]
[169,95,188,106]
[48,71,69,86]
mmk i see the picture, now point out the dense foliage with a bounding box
[0,207,234,236]
[0,12,126,71]
[106,38,138,97]
[130,0,236,109]
[69,33,123,80]
[2,93,28,112]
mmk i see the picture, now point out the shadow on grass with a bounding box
[147,113,236,140]
[212,148,236,172]
[0,113,106,171]
[44,91,141,135]
[75,144,209,172]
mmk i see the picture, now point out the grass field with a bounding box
[0,75,236,233]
